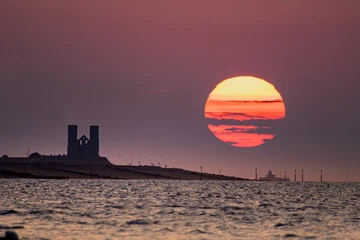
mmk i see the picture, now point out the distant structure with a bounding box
[0,125,110,165]
[259,170,290,181]
[67,125,99,160]
[302,169,304,182]
[321,170,323,182]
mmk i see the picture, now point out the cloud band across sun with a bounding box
[205,76,286,147]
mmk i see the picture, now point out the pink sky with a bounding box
[1,1,360,181]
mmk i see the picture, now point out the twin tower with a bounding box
[67,125,100,160]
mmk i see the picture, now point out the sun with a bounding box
[204,76,286,147]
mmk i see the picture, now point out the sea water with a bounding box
[1,180,360,239]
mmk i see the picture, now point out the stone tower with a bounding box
[66,125,100,160]
[90,125,99,157]
[67,125,78,158]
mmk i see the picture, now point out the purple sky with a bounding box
[1,1,360,181]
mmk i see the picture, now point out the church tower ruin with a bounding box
[67,125,100,160]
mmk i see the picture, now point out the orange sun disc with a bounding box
[204,76,286,147]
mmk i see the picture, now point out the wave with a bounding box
[0,225,24,230]
[0,209,18,215]
[126,219,159,225]
[29,210,54,215]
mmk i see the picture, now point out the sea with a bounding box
[1,180,360,240]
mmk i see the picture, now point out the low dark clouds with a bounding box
[206,117,282,127]
[228,100,283,103]
[224,127,275,135]
[207,112,266,118]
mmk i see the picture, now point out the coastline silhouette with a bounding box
[0,126,246,181]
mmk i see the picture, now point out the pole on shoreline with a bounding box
[321,170,323,182]
[255,168,257,181]
[284,170,287,181]
[26,147,30,158]
[295,169,297,182]
[200,166,203,180]
[302,169,304,182]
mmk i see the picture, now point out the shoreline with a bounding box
[0,162,248,181]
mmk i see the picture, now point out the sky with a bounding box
[1,1,360,181]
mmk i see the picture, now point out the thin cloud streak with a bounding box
[206,117,283,126]
[205,100,286,120]
[208,124,275,147]
[227,99,284,103]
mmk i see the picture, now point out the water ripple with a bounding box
[1,180,360,239]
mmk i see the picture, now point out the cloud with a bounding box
[206,117,283,127]
[208,124,275,147]
[205,112,267,122]
[223,126,275,135]
[227,99,283,103]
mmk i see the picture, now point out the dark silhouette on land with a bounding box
[28,152,42,159]
[258,170,290,181]
[0,125,110,166]
[321,170,323,182]
[67,125,100,161]
[302,169,304,182]
[0,125,247,180]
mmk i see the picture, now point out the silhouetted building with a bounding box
[259,170,290,181]
[0,125,110,165]
[67,125,100,160]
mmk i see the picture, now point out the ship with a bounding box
[258,170,290,181]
